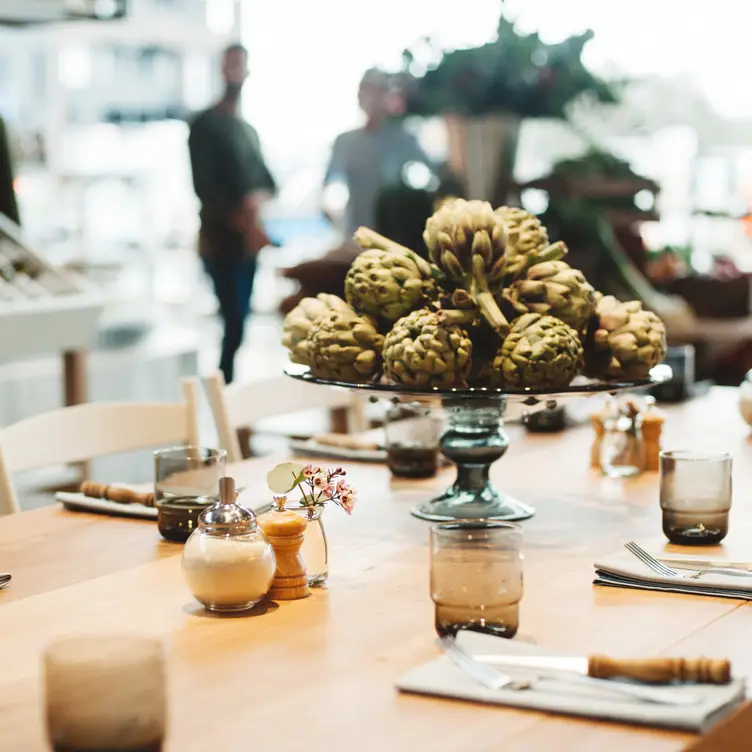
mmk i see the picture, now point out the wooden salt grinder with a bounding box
[44,634,166,751]
[259,499,310,600]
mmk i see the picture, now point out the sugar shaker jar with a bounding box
[182,477,276,612]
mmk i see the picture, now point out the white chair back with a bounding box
[203,372,367,463]
[0,379,200,515]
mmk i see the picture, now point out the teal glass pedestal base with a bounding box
[410,397,535,522]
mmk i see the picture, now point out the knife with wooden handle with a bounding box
[474,654,731,685]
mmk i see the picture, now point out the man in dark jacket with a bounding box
[188,43,276,384]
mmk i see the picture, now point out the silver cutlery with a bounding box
[438,636,531,691]
[473,653,703,706]
[661,557,752,573]
[626,541,752,579]
[439,637,701,705]
[0,573,11,588]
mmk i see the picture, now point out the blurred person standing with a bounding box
[323,69,433,237]
[188,43,276,384]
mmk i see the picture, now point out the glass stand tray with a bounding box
[285,365,672,522]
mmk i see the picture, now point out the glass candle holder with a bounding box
[430,520,523,639]
[385,400,442,479]
[660,450,732,545]
[154,446,226,542]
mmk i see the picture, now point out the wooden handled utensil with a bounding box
[477,653,732,685]
[589,656,731,684]
[80,481,154,507]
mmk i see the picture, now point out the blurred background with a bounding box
[1,0,752,448]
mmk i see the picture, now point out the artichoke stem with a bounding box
[470,256,509,336]
[530,241,568,267]
[436,309,475,326]
[353,227,433,276]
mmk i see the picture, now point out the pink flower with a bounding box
[339,492,356,515]
[302,464,315,478]
[313,475,326,489]
[322,483,336,499]
[338,482,351,495]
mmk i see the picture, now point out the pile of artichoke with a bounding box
[282,200,667,390]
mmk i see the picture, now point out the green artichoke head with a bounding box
[584,296,667,380]
[383,309,473,388]
[494,205,567,283]
[423,198,512,336]
[282,294,353,365]
[344,248,437,322]
[424,198,508,284]
[504,260,596,332]
[308,309,384,383]
[491,312,583,389]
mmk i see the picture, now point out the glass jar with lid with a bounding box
[182,477,276,612]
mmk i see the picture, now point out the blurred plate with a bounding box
[56,492,157,520]
[289,438,386,463]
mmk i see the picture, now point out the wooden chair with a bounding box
[0,379,200,515]
[203,372,367,464]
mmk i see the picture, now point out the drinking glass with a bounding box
[154,446,226,542]
[430,520,523,639]
[385,400,442,479]
[660,450,732,545]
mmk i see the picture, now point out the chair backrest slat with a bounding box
[0,378,200,515]
[204,372,367,463]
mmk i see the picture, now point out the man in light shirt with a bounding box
[323,69,433,237]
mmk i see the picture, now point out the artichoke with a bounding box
[494,206,567,282]
[490,313,583,389]
[584,296,667,380]
[423,198,511,335]
[344,247,436,322]
[383,309,472,388]
[504,260,596,332]
[282,294,352,365]
[308,309,384,383]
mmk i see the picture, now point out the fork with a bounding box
[625,542,752,579]
[438,636,532,690]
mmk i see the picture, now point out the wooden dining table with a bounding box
[2,386,752,751]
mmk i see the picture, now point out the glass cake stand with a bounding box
[284,364,672,523]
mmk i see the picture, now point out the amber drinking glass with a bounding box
[660,450,732,545]
[430,520,523,639]
[154,446,226,542]
[385,400,442,479]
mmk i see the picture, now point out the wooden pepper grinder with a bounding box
[44,634,166,751]
[259,497,310,600]
[641,397,665,472]
[591,410,607,469]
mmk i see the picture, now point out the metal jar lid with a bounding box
[198,477,257,535]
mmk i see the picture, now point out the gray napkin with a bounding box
[594,552,752,600]
[396,632,745,732]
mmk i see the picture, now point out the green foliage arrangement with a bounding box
[398,6,617,118]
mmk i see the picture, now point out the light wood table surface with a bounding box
[1,387,752,751]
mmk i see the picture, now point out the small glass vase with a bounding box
[288,503,328,586]
[599,398,644,478]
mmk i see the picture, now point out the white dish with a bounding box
[56,492,157,520]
